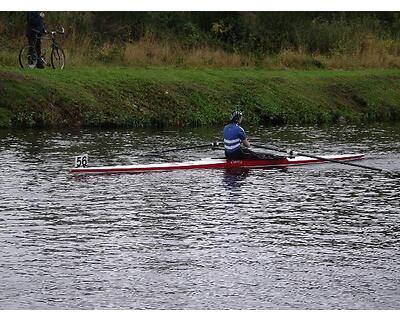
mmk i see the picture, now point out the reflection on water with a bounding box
[0,123,399,309]
[222,169,250,189]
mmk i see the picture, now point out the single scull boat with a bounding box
[70,153,364,174]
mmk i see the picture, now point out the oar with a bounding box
[150,142,220,154]
[252,143,399,177]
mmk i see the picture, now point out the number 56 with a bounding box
[75,154,89,168]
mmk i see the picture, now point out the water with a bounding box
[0,123,399,309]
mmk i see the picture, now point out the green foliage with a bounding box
[3,12,400,55]
[0,107,12,127]
[182,22,203,48]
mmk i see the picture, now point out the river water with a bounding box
[0,123,399,309]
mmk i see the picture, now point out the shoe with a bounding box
[36,57,45,69]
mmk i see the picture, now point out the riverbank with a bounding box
[1,67,400,128]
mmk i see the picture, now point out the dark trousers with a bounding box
[27,34,43,66]
[225,148,265,160]
[225,148,284,160]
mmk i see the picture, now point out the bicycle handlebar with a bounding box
[39,27,65,36]
[50,27,65,35]
[32,25,64,34]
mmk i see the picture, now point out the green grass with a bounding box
[1,66,400,128]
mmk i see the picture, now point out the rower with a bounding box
[223,110,264,160]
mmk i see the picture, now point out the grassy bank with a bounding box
[1,66,400,128]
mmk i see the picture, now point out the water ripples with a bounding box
[0,124,399,309]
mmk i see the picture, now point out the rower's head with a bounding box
[230,110,243,124]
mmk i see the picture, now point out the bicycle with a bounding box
[19,27,66,69]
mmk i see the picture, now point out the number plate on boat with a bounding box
[75,154,89,168]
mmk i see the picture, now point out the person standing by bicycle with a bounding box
[26,12,46,68]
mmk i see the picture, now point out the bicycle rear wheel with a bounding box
[19,46,38,69]
[51,47,66,69]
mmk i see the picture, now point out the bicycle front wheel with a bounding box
[19,46,38,69]
[51,47,66,69]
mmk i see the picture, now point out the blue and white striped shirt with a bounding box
[223,123,246,153]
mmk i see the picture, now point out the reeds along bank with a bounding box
[2,12,400,68]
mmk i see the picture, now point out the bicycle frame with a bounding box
[34,31,62,51]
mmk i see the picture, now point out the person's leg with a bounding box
[241,148,264,159]
[225,149,244,160]
[35,37,44,68]
[243,148,286,160]
[27,35,36,64]
[226,148,276,160]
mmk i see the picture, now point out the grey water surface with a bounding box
[0,123,399,309]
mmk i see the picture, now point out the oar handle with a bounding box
[152,142,220,154]
[252,144,293,156]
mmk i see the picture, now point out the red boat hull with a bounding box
[70,154,365,174]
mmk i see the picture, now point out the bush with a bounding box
[96,43,124,64]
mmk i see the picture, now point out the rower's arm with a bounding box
[242,139,250,148]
